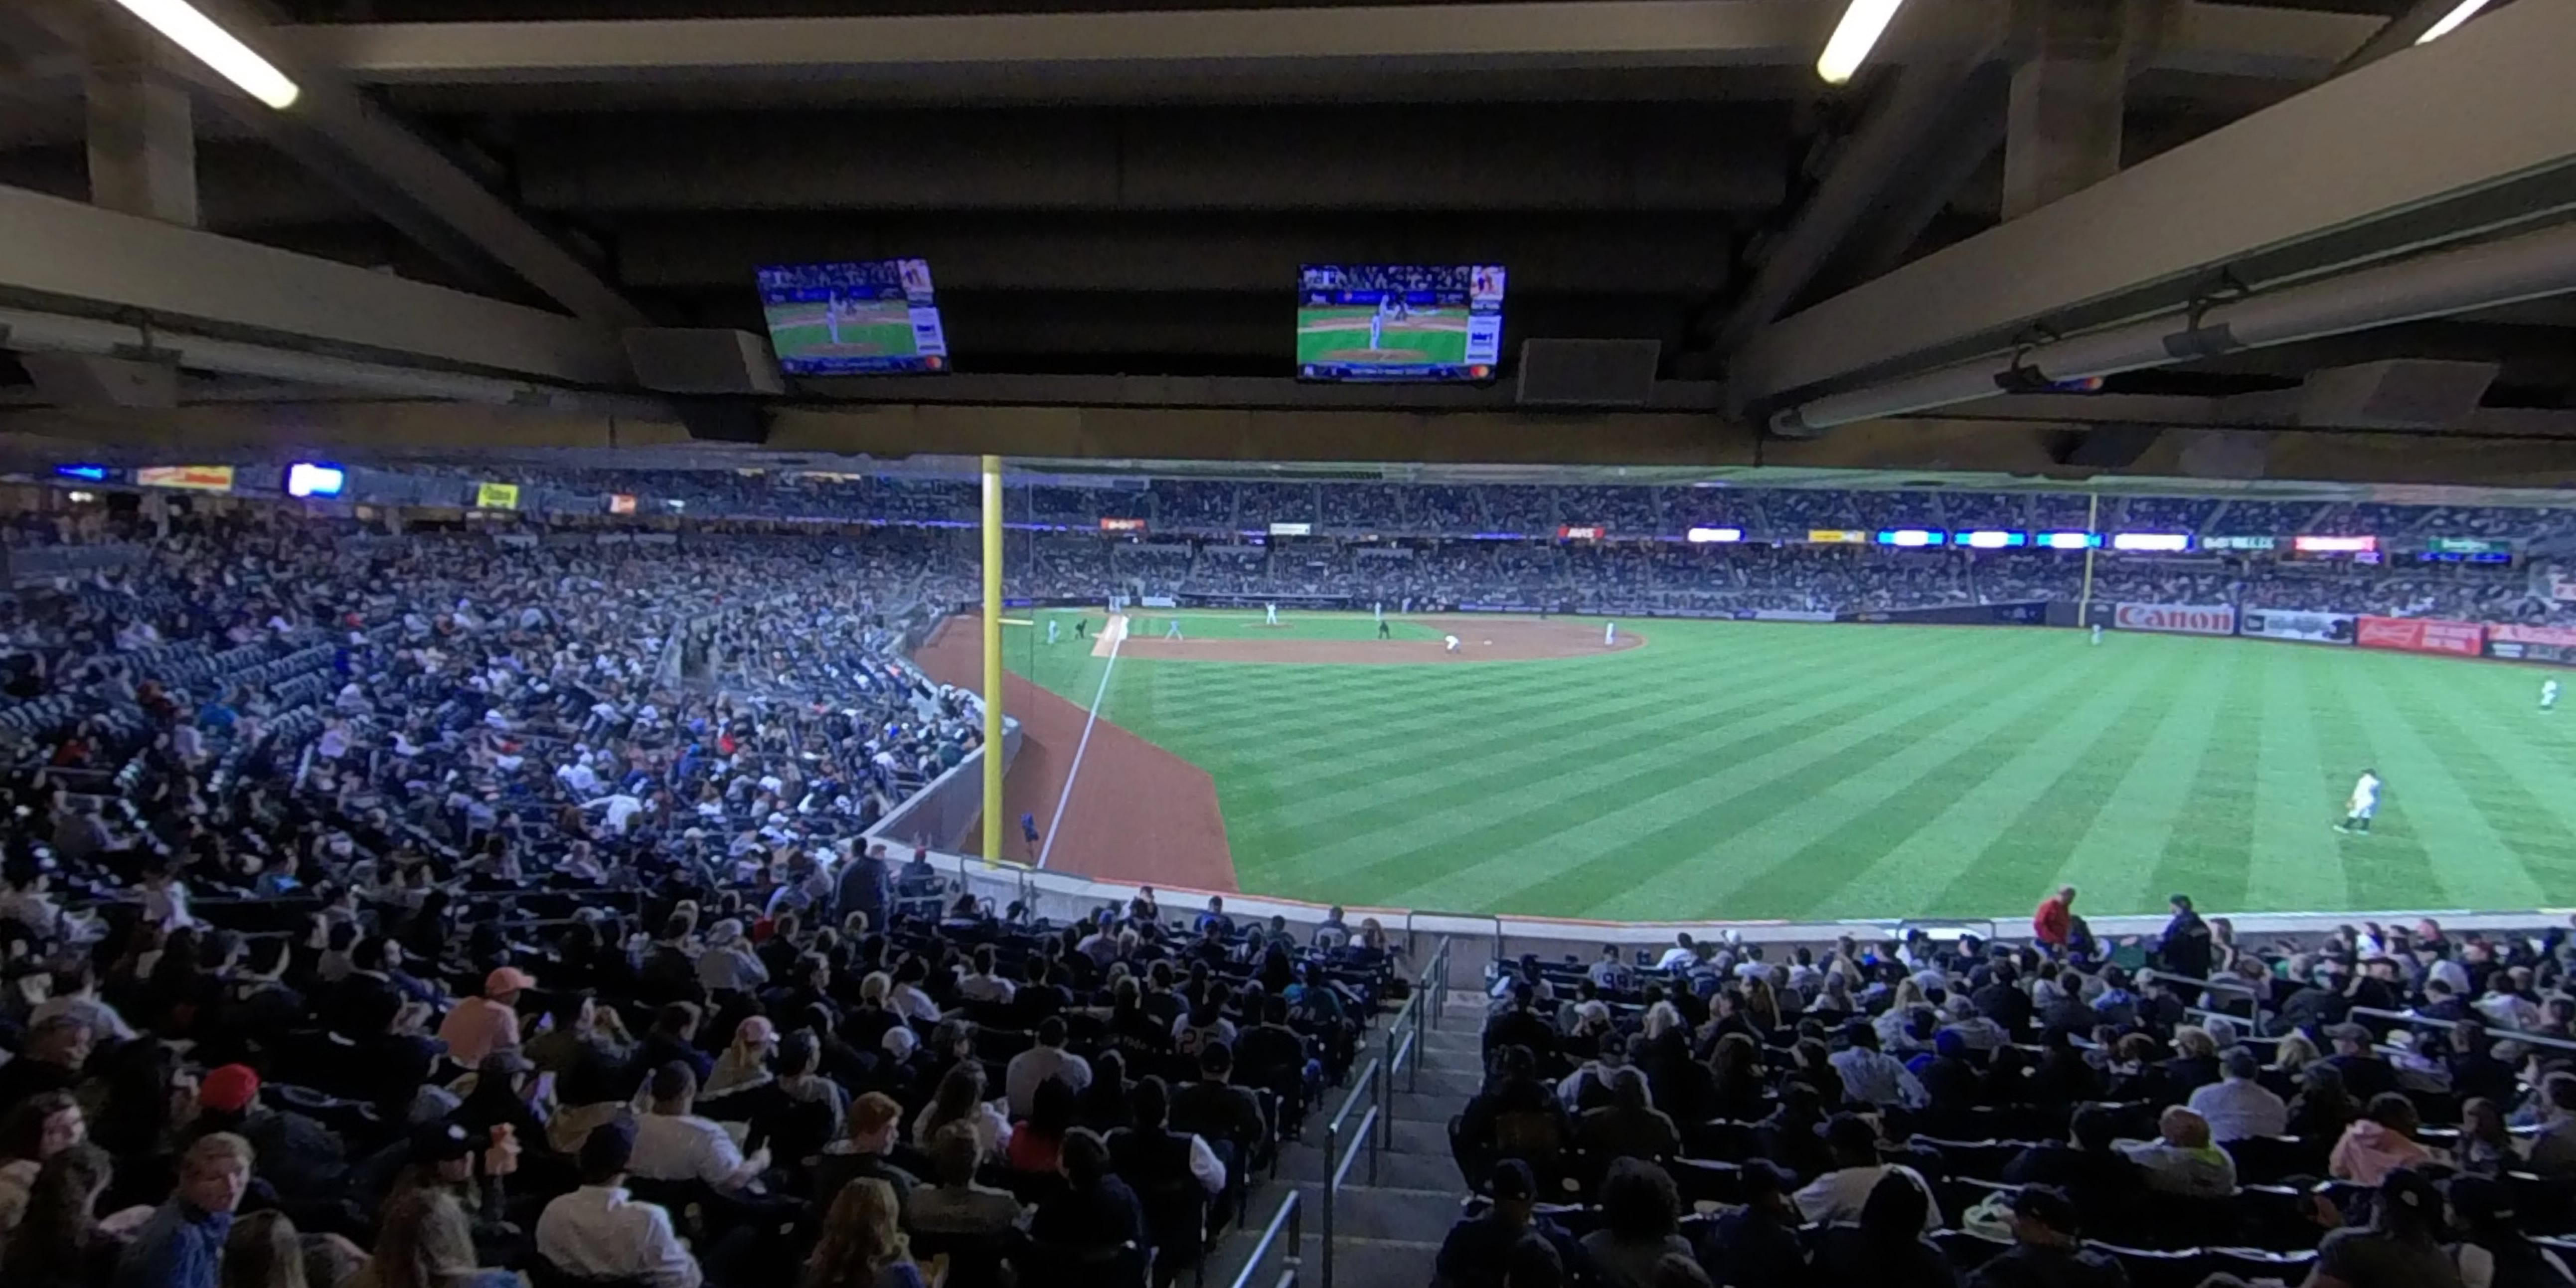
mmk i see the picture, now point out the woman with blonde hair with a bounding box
[1639,1002,1685,1043]
[3,1143,118,1288]
[1740,977,1783,1035]
[805,1178,924,1288]
[221,1211,310,1288]
[352,1189,515,1288]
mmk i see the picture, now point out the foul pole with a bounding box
[2077,492,2101,619]
[980,454,1004,868]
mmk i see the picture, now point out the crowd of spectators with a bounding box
[0,506,1409,1288]
[1448,893,2576,1288]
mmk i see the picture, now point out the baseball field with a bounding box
[1294,306,1471,366]
[763,298,918,362]
[985,609,2576,923]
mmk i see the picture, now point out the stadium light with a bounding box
[2417,0,2492,43]
[2038,532,2098,550]
[286,462,345,498]
[105,0,300,110]
[1817,0,1910,84]
[1875,529,1942,548]
[1686,526,1744,544]
[1957,530,2026,549]
[2110,533,2191,552]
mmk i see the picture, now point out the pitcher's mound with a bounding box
[1118,617,1645,665]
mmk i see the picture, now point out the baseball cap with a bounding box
[2009,1185,2081,1235]
[2324,1022,2373,1042]
[736,1016,778,1047]
[199,1064,262,1115]
[411,1122,475,1164]
[1486,1159,1536,1202]
[484,966,538,996]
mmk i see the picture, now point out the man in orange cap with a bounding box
[438,966,536,1067]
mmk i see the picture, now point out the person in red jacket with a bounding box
[2033,886,2077,952]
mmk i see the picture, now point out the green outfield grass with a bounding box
[1005,610,2576,922]
[764,301,917,360]
[1102,611,1444,643]
[1294,307,1471,366]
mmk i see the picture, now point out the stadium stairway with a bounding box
[1207,988,1488,1288]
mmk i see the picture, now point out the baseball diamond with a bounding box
[995,608,2576,922]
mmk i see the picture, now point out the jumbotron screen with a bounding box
[757,260,951,375]
[1296,264,1504,382]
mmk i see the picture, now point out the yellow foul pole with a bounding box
[980,455,1004,868]
[2077,492,2101,619]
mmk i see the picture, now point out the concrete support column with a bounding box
[2001,0,2156,220]
[86,29,198,227]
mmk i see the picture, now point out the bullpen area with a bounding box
[983,609,2576,922]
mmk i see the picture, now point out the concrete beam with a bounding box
[271,1,2367,90]
[0,183,628,384]
[83,25,195,226]
[2001,0,2151,219]
[1732,0,2576,409]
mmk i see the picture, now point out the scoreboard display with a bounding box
[759,260,951,375]
[1296,264,1504,383]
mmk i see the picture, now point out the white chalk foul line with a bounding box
[1038,614,1123,870]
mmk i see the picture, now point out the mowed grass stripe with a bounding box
[2048,640,2240,912]
[1836,645,2185,919]
[2246,647,2350,912]
[2144,644,2268,913]
[1656,649,2115,921]
[1396,633,2066,917]
[2354,678,2550,910]
[1212,641,1889,820]
[1924,645,2193,918]
[2398,687,2576,904]
[1249,642,1951,896]
[2304,655,2441,909]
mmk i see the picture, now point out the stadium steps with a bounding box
[1202,991,1485,1288]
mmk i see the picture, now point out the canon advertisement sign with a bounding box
[2114,603,2238,636]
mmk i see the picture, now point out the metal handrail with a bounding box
[1227,1190,1305,1288]
[1319,1059,1385,1288]
[2349,1005,2576,1055]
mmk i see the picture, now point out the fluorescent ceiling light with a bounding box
[2416,0,2492,43]
[1817,0,1909,85]
[107,0,300,109]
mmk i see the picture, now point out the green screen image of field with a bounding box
[763,298,919,361]
[1294,306,1473,366]
[1009,610,2576,922]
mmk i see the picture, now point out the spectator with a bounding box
[1580,1069,1681,1163]
[1579,1159,1693,1288]
[1004,1017,1093,1119]
[2330,1094,2442,1186]
[534,1123,699,1288]
[2321,1023,2403,1103]
[1828,1025,1926,1112]
[1794,1116,1938,1232]
[1962,1186,2125,1288]
[2457,1098,2522,1177]
[1005,1079,1077,1176]
[351,1188,513,1288]
[1808,1172,1958,1288]
[2309,1168,2461,1288]
[113,1133,252,1288]
[2289,1064,2364,1143]
[1027,1128,1143,1253]
[1171,1042,1266,1176]
[805,1179,923,1288]
[220,1211,309,1288]
[2188,1049,2290,1144]
[0,1091,85,1234]
[2445,1173,2574,1288]
[629,1063,769,1193]
[812,1092,919,1212]
[911,1063,1010,1164]
[2116,1107,2236,1199]
[1434,1161,1585,1288]
[0,1018,93,1112]
[901,1124,1021,1237]
[1106,1077,1225,1199]
[6,1143,124,1288]
[1693,1159,1806,1288]
[2528,1074,2576,1178]
[2032,888,2076,954]
[435,969,533,1070]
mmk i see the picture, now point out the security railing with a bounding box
[1227,1189,1304,1288]
[1318,1058,1383,1288]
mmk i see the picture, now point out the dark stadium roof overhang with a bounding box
[6,0,2576,493]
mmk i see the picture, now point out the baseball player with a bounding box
[1373,602,1384,624]
[1074,618,1088,642]
[1604,621,1617,646]
[1377,619,1393,640]
[2091,623,2103,646]
[2546,678,2561,712]
[1047,619,1060,645]
[1444,634,1461,654]
[825,294,843,345]
[2336,768,2382,834]
[1265,602,1279,626]
[1164,617,1183,641]
[1369,294,1401,352]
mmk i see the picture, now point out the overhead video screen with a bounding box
[758,260,951,375]
[1296,264,1504,382]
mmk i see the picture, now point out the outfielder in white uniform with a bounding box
[1444,634,1460,653]
[825,295,843,345]
[2091,624,2103,645]
[2545,679,2560,712]
[2336,769,2382,834]
[1265,603,1279,626]
[1047,620,1060,645]
[1165,618,1183,640]
[1605,622,1617,646]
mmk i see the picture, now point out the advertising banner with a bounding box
[474,482,521,509]
[1806,529,1869,544]
[2357,616,2484,656]
[2238,610,2355,644]
[135,465,236,492]
[1839,601,2049,626]
[1558,525,1606,540]
[1268,522,1311,536]
[1099,517,1147,532]
[608,493,638,515]
[1748,609,1838,623]
[2115,603,2237,636]
[2490,624,2576,648]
